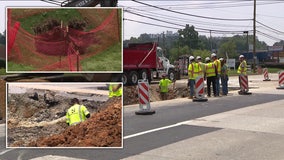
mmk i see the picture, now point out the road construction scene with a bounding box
[1,0,284,159]
[6,83,122,147]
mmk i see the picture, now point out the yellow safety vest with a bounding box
[237,60,247,75]
[199,62,205,76]
[188,62,202,80]
[205,62,216,77]
[214,59,221,75]
[109,84,122,97]
[159,79,172,93]
[66,104,90,126]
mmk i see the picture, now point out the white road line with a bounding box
[124,121,189,140]
[0,148,15,156]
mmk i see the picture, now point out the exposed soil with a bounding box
[7,87,122,147]
[123,82,188,105]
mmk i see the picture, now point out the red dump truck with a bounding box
[123,42,176,85]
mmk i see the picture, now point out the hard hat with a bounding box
[239,55,244,58]
[196,56,201,60]
[211,53,216,58]
[205,57,210,62]
[219,58,224,61]
[189,56,195,61]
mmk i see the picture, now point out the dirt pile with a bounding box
[123,84,188,105]
[7,89,106,147]
[29,97,122,147]
[0,79,5,121]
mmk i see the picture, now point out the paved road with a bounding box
[1,74,284,160]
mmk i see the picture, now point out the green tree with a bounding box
[178,24,199,50]
[218,40,237,58]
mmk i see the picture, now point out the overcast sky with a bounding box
[1,1,284,46]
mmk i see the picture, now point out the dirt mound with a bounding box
[29,97,122,147]
[0,79,5,121]
[7,88,108,147]
[123,84,188,105]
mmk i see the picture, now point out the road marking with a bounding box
[124,121,189,139]
[124,98,284,140]
[0,148,15,156]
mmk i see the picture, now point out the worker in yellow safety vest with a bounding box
[188,56,202,99]
[159,74,175,100]
[196,56,205,77]
[205,57,217,97]
[237,55,247,93]
[66,98,90,126]
[109,83,122,98]
[211,53,221,96]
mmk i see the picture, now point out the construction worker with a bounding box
[220,58,229,96]
[159,74,174,100]
[237,55,247,93]
[188,56,202,99]
[205,57,217,97]
[196,56,205,77]
[109,83,122,97]
[211,53,221,96]
[66,98,90,126]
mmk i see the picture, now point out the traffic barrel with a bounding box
[263,68,271,81]
[276,71,284,89]
[238,74,252,95]
[193,76,208,102]
[135,79,156,115]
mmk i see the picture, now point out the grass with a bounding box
[18,9,83,34]
[0,68,6,75]
[81,43,122,71]
[8,62,35,71]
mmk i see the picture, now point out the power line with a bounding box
[256,20,284,34]
[124,18,181,30]
[131,0,252,21]
[125,7,253,28]
[257,30,283,41]
[125,10,253,34]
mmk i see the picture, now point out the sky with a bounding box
[1,0,284,46]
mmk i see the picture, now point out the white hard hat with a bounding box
[196,56,201,60]
[205,57,210,62]
[189,56,195,61]
[211,53,216,58]
[219,58,224,61]
[239,55,244,58]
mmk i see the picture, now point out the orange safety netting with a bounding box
[8,9,120,71]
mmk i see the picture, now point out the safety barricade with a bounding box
[263,68,271,81]
[193,76,208,102]
[238,74,252,95]
[276,71,284,89]
[135,79,156,115]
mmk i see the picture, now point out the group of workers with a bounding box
[159,53,247,100]
[66,83,122,126]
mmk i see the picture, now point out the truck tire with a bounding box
[139,69,148,80]
[122,73,128,85]
[129,71,138,85]
[168,69,175,81]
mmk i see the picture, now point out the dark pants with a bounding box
[215,74,220,96]
[207,76,216,96]
[221,75,228,95]
[160,92,168,100]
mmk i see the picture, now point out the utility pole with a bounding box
[210,30,212,52]
[253,0,256,72]
[244,31,249,55]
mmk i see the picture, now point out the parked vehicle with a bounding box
[123,42,176,85]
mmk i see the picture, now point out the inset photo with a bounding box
[7,82,122,148]
[6,7,122,72]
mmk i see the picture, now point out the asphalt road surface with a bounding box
[1,74,284,160]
